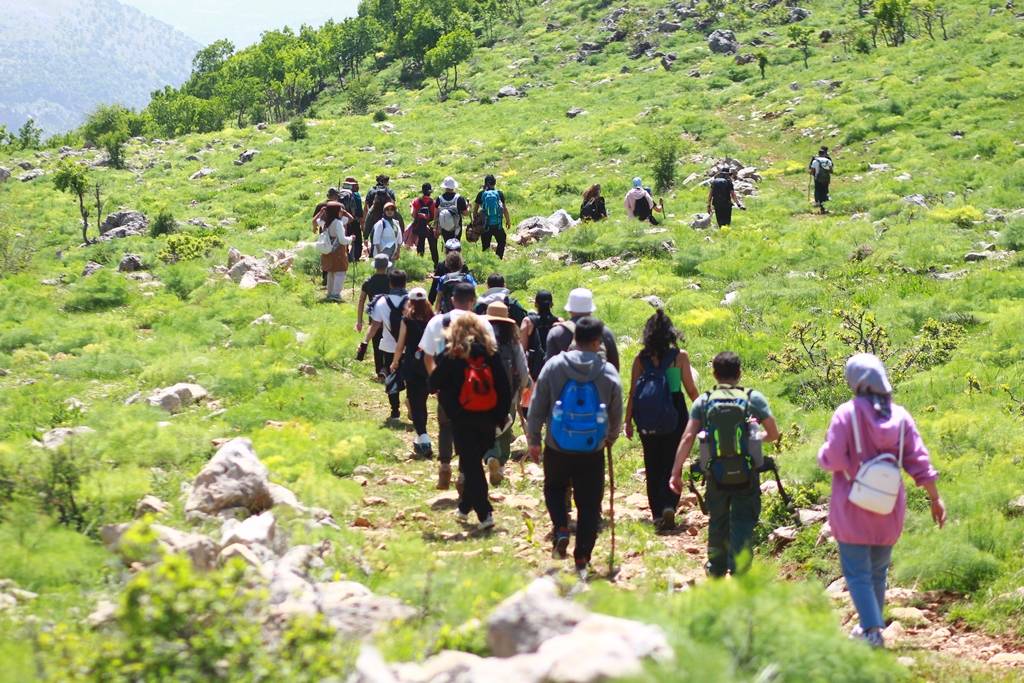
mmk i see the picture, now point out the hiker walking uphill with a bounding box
[544,288,620,371]
[669,352,780,577]
[419,282,495,490]
[429,241,474,308]
[370,202,403,265]
[312,188,354,303]
[520,290,562,421]
[580,184,608,222]
[528,317,623,575]
[483,301,529,485]
[434,249,477,314]
[435,177,468,243]
[356,253,394,379]
[429,312,512,530]
[361,270,409,421]
[809,146,834,214]
[474,175,512,260]
[624,177,662,225]
[474,273,528,324]
[624,310,700,531]
[818,353,946,649]
[410,183,439,264]
[389,287,434,458]
[707,169,745,227]
[340,176,365,262]
[365,175,405,253]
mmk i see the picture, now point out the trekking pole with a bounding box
[806,174,812,204]
[687,477,708,515]
[606,444,617,578]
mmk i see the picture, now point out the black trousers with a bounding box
[349,231,363,263]
[480,226,507,259]
[814,180,830,205]
[436,401,453,464]
[371,329,384,377]
[405,373,429,435]
[639,430,683,521]
[713,201,732,226]
[453,420,497,521]
[416,228,439,264]
[380,352,401,415]
[543,446,604,565]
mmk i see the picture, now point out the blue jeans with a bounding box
[838,542,893,631]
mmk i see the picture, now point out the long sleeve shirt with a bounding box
[623,188,653,218]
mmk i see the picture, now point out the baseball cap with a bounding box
[409,287,428,301]
[444,238,462,252]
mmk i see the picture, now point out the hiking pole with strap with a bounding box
[687,475,708,515]
[606,444,617,578]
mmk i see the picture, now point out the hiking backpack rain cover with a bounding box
[459,356,498,413]
[632,351,679,436]
[698,387,758,488]
[550,377,608,453]
[845,404,905,515]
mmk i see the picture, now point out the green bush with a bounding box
[161,261,209,300]
[1001,220,1024,251]
[372,110,388,122]
[149,210,176,237]
[65,270,131,312]
[157,232,224,263]
[651,139,679,194]
[896,535,1001,593]
[288,117,308,142]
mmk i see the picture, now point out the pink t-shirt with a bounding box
[624,187,653,218]
[817,397,938,546]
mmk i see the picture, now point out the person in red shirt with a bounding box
[410,183,439,264]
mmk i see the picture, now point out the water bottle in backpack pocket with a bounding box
[845,405,904,515]
[550,379,608,453]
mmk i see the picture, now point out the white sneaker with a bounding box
[455,510,469,524]
[478,515,495,531]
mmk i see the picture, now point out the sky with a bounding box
[121,0,360,48]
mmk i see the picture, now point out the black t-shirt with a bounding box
[474,189,506,206]
[361,273,390,298]
[710,177,734,205]
[366,186,396,210]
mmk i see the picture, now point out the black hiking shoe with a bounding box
[553,530,570,560]
[659,507,676,531]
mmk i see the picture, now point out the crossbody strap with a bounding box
[898,418,905,470]
[845,403,863,482]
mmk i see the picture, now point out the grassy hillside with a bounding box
[1,0,1023,680]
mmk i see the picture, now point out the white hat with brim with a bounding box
[565,288,596,314]
[441,176,459,190]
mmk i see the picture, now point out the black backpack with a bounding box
[710,177,733,204]
[438,272,470,313]
[401,317,429,380]
[526,311,558,379]
[384,295,407,342]
[813,156,834,182]
[633,194,652,220]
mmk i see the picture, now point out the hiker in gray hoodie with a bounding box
[527,316,623,574]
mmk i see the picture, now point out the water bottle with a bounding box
[597,403,608,426]
[697,430,711,472]
[747,418,765,470]
[553,400,564,424]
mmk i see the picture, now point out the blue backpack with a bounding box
[632,351,679,436]
[482,189,503,227]
[550,378,608,453]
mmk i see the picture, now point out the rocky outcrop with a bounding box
[102,522,220,571]
[690,213,712,229]
[236,149,259,165]
[512,210,579,245]
[185,438,273,518]
[190,167,215,180]
[99,210,148,240]
[0,167,10,183]
[135,495,170,518]
[785,7,811,23]
[497,85,521,98]
[708,29,739,54]
[18,168,44,182]
[37,426,96,450]
[134,382,208,413]
[118,253,145,272]
[220,247,294,289]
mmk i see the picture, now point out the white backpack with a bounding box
[437,194,461,233]
[845,404,904,515]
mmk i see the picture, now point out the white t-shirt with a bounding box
[372,218,400,249]
[417,309,495,358]
[370,293,407,353]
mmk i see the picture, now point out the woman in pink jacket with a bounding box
[818,353,947,648]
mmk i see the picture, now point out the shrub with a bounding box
[651,139,679,194]
[157,232,224,263]
[161,261,209,300]
[929,205,983,229]
[65,270,130,312]
[896,536,1001,593]
[344,75,381,115]
[0,223,33,276]
[1000,220,1024,251]
[287,117,308,142]
[372,110,388,122]
[149,210,176,237]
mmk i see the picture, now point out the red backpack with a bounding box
[459,356,498,412]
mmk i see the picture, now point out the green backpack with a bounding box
[698,386,759,488]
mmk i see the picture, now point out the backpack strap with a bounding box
[845,402,863,482]
[897,418,905,470]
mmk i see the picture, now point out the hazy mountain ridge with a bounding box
[0,0,200,133]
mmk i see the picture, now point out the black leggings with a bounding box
[380,351,401,415]
[416,229,439,264]
[640,429,684,520]
[713,201,733,226]
[405,373,429,435]
[481,226,507,260]
[543,447,604,564]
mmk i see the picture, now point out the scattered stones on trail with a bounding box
[135,494,170,518]
[99,210,148,240]
[769,525,799,548]
[566,107,587,118]
[18,168,44,182]
[134,382,208,414]
[902,194,929,209]
[185,438,273,517]
[785,7,811,23]
[190,167,215,180]
[512,209,579,245]
[236,149,260,165]
[117,253,145,272]
[82,261,104,277]
[0,167,10,183]
[797,507,829,527]
[497,85,522,98]
[37,426,95,450]
[708,29,739,55]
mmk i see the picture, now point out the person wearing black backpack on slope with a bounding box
[669,352,780,577]
[624,177,662,225]
[580,184,608,222]
[356,253,393,380]
[430,312,512,531]
[624,310,700,531]
[474,175,512,260]
[428,239,470,306]
[528,317,623,576]
[390,287,435,458]
[434,250,478,314]
[809,146,834,214]
[519,290,562,423]
[361,269,409,421]
[707,169,745,228]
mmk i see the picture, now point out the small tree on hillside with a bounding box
[424,29,475,100]
[875,0,910,46]
[0,124,14,147]
[53,160,92,244]
[788,25,813,68]
[17,118,43,150]
[652,139,679,194]
[287,116,308,141]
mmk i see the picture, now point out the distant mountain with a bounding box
[0,0,200,134]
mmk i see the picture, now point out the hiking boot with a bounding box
[478,515,495,531]
[487,457,504,486]
[659,507,676,531]
[455,510,469,524]
[553,531,570,560]
[865,628,885,649]
[437,463,452,490]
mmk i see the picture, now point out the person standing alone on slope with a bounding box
[474,175,512,260]
[809,146,834,214]
[707,169,745,227]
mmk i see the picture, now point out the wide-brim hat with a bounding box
[441,176,459,190]
[486,301,516,324]
[565,287,596,314]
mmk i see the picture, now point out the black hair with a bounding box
[327,187,340,198]
[422,182,432,194]
[491,319,516,345]
[453,282,477,305]
[712,351,742,382]
[487,273,505,288]
[376,174,389,185]
[641,309,681,359]
[484,174,496,189]
[535,289,553,314]
[573,316,604,346]
[389,269,407,289]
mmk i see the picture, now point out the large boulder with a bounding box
[0,167,10,183]
[118,253,145,272]
[220,510,277,549]
[237,149,259,164]
[487,577,590,657]
[190,167,215,180]
[18,169,44,182]
[102,522,219,571]
[708,29,739,54]
[99,210,148,241]
[497,85,521,98]
[785,7,811,23]
[38,426,95,450]
[690,213,712,229]
[145,382,208,413]
[185,438,273,517]
[512,210,579,245]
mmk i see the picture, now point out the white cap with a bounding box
[409,287,428,301]
[441,176,458,190]
[444,238,462,251]
[565,288,596,314]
